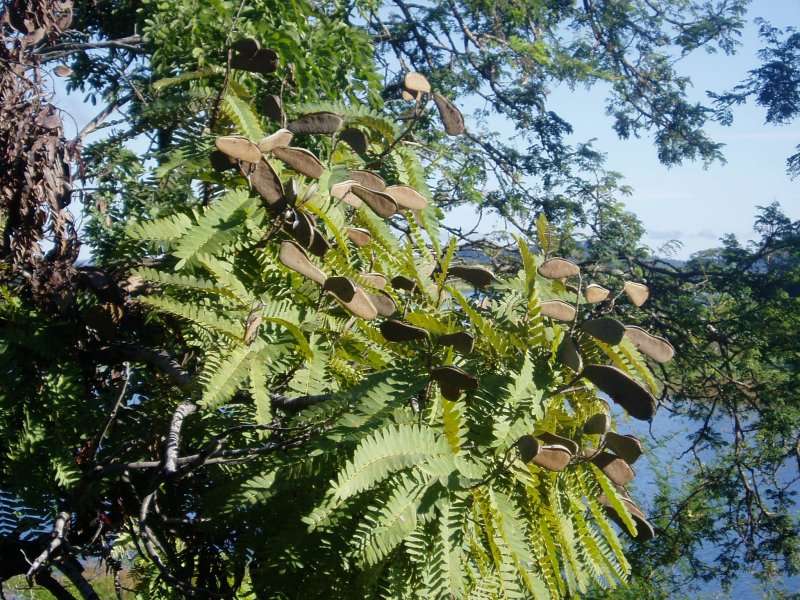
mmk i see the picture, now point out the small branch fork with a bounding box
[25,512,71,584]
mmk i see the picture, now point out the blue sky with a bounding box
[545,0,800,257]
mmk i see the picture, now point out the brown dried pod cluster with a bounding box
[400,72,465,136]
[431,365,478,400]
[230,38,278,74]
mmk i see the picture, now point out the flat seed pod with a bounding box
[401,89,418,102]
[600,496,655,541]
[623,281,650,306]
[431,365,478,401]
[432,92,465,136]
[391,275,416,291]
[287,210,314,248]
[380,319,429,342]
[448,265,497,288]
[591,452,635,486]
[359,272,387,290]
[582,365,656,421]
[557,335,583,373]
[537,432,579,456]
[538,257,580,279]
[278,241,326,286]
[368,292,396,317]
[517,435,540,463]
[54,65,73,77]
[308,228,330,257]
[210,150,234,172]
[323,276,356,302]
[258,129,293,153]
[331,180,358,201]
[604,432,643,465]
[272,146,324,179]
[322,275,356,302]
[247,158,283,205]
[249,48,279,74]
[351,185,398,218]
[262,95,283,122]
[539,300,576,321]
[585,283,611,303]
[580,317,626,345]
[337,287,379,320]
[346,227,371,247]
[215,136,261,163]
[340,127,368,154]
[531,445,572,471]
[624,326,675,363]
[583,413,610,435]
[404,71,431,94]
[287,112,344,135]
[231,37,259,64]
[438,331,474,354]
[384,185,428,210]
[349,170,386,191]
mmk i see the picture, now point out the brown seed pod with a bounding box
[391,275,416,291]
[278,241,326,285]
[330,180,362,208]
[258,129,293,153]
[623,281,650,307]
[537,432,579,456]
[599,495,655,541]
[437,331,475,354]
[531,445,572,471]
[323,276,357,302]
[585,283,611,303]
[249,48,279,74]
[516,435,540,463]
[339,128,369,154]
[604,432,643,465]
[272,146,324,179]
[583,413,610,435]
[367,292,397,317]
[401,89,419,102]
[215,136,261,163]
[262,94,283,122]
[244,311,262,345]
[336,287,379,320]
[286,209,314,248]
[380,319,429,342]
[350,185,398,218]
[624,326,675,363]
[538,257,580,279]
[210,150,234,172]
[349,170,386,191]
[404,71,431,94]
[430,365,478,400]
[557,335,583,373]
[358,272,387,290]
[247,158,284,205]
[582,365,656,421]
[580,317,626,345]
[346,227,371,247]
[54,65,73,77]
[591,452,635,486]
[539,300,576,321]
[432,92,465,135]
[308,228,330,257]
[287,112,344,135]
[231,40,278,74]
[384,185,429,210]
[448,265,497,288]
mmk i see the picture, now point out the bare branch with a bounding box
[163,402,197,476]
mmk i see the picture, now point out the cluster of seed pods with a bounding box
[213,47,668,540]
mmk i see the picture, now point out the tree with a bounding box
[2,0,798,597]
